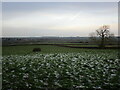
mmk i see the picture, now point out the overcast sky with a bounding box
[2,2,118,37]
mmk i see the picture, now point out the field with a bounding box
[2,44,119,55]
[2,45,101,55]
[2,45,120,89]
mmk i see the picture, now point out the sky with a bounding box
[2,2,118,37]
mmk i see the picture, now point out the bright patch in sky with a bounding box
[2,2,118,37]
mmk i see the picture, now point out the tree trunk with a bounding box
[100,33,105,48]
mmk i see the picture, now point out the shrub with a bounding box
[32,48,41,52]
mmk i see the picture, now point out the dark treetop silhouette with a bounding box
[90,25,115,48]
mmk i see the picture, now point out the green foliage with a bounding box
[2,49,120,89]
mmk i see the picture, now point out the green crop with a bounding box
[2,51,120,89]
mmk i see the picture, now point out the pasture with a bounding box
[2,45,118,55]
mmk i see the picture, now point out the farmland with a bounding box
[2,44,119,55]
[2,45,120,89]
[1,1,119,89]
[2,45,89,55]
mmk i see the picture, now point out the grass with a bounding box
[0,47,1,53]
[63,44,118,47]
[2,45,118,55]
[65,45,98,47]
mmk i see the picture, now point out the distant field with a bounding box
[2,45,83,55]
[65,45,98,47]
[65,44,118,47]
[2,45,118,55]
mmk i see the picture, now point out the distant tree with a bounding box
[90,25,115,48]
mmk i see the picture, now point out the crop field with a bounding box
[2,45,120,89]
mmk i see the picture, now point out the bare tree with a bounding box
[90,25,115,48]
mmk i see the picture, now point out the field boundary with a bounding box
[2,43,120,49]
[54,44,120,49]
